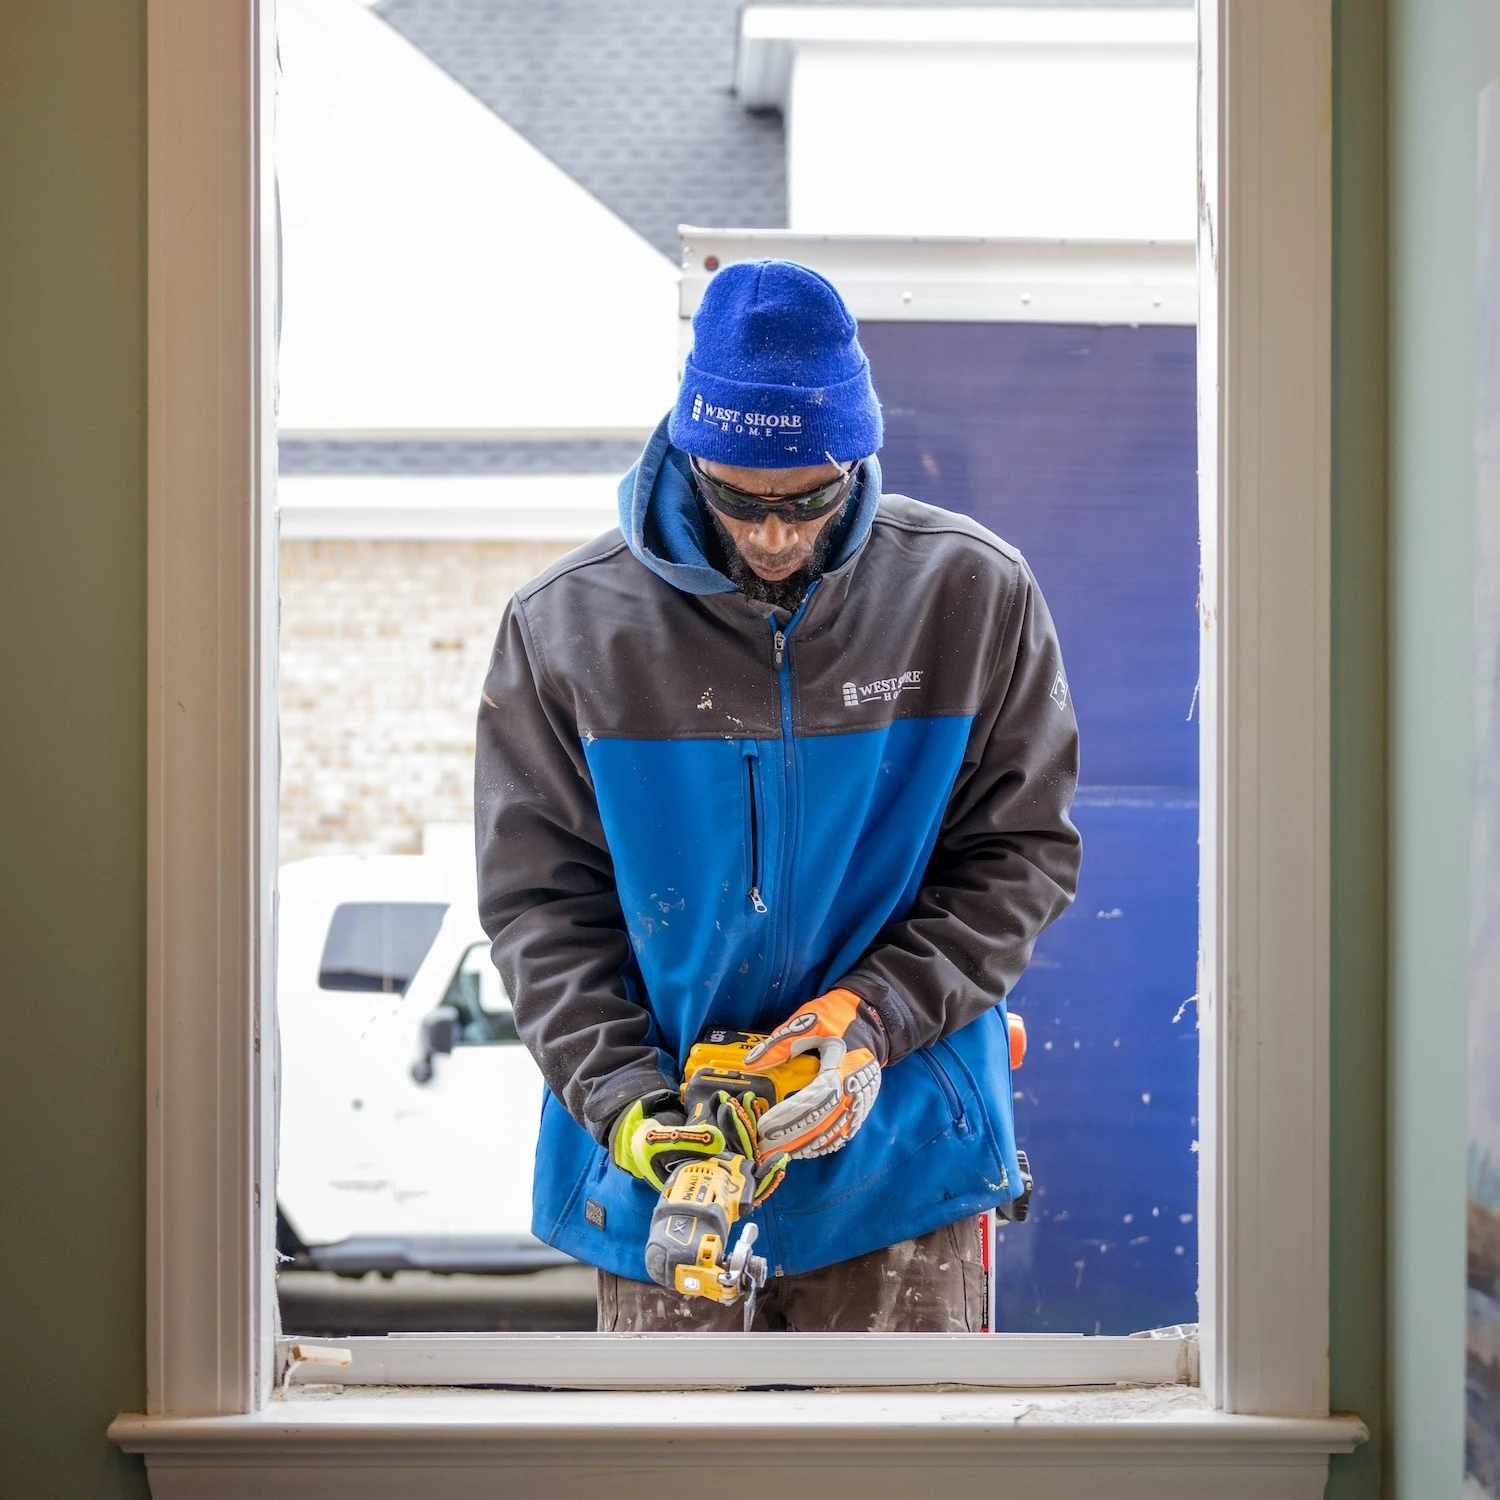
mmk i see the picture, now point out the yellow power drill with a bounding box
[642,1015,1032,1324]
[642,1029,817,1324]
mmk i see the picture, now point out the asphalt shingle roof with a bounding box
[376,0,783,258]
[376,0,1191,261]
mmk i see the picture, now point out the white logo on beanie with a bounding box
[696,400,803,436]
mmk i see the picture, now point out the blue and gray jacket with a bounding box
[475,419,1082,1281]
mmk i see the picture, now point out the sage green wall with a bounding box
[0,4,150,1497]
[1388,1,1500,1497]
[1328,2,1390,1497]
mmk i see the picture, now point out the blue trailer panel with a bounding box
[860,320,1199,1334]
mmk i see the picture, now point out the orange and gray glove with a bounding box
[743,988,888,1160]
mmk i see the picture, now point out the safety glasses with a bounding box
[690,455,857,524]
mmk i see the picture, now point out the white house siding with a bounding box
[273,0,674,863]
[275,0,678,434]
[277,538,575,863]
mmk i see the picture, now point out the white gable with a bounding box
[276,0,679,435]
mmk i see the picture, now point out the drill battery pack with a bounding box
[682,1027,818,1108]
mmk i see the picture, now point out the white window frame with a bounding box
[113,2,1364,1494]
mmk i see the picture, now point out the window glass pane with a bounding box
[468,943,511,1016]
[442,943,520,1044]
[317,902,449,994]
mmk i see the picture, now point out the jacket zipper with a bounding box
[742,743,767,913]
[764,585,820,1006]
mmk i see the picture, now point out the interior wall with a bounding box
[1328,1,1389,1496]
[0,3,150,1497]
[1387,1,1500,1496]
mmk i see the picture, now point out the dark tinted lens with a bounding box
[782,477,847,513]
[695,464,852,520]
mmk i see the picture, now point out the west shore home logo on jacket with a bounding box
[842,671,924,707]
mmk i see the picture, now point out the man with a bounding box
[475,260,1080,1331]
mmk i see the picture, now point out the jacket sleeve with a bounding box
[475,598,677,1143]
[838,562,1082,1063]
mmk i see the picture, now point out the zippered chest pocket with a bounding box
[741,741,767,914]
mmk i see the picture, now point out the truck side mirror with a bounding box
[410,1004,460,1085]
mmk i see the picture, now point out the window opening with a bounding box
[271,0,1200,1354]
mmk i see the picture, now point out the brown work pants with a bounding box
[597,1216,988,1332]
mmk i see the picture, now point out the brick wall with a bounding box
[277,538,576,864]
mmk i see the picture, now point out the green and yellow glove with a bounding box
[609,1096,724,1191]
[609,1090,789,1203]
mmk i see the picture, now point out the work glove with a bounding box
[609,1095,723,1191]
[714,1087,791,1204]
[609,1091,790,1203]
[743,988,888,1160]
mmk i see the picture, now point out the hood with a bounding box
[617,414,882,597]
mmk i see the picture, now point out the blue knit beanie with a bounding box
[669,260,883,469]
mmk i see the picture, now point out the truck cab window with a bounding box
[316,902,449,994]
[441,943,520,1045]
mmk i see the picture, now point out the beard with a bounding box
[704,505,843,611]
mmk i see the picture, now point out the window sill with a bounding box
[111,1386,1366,1500]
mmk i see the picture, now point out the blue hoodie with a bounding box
[617,417,880,598]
